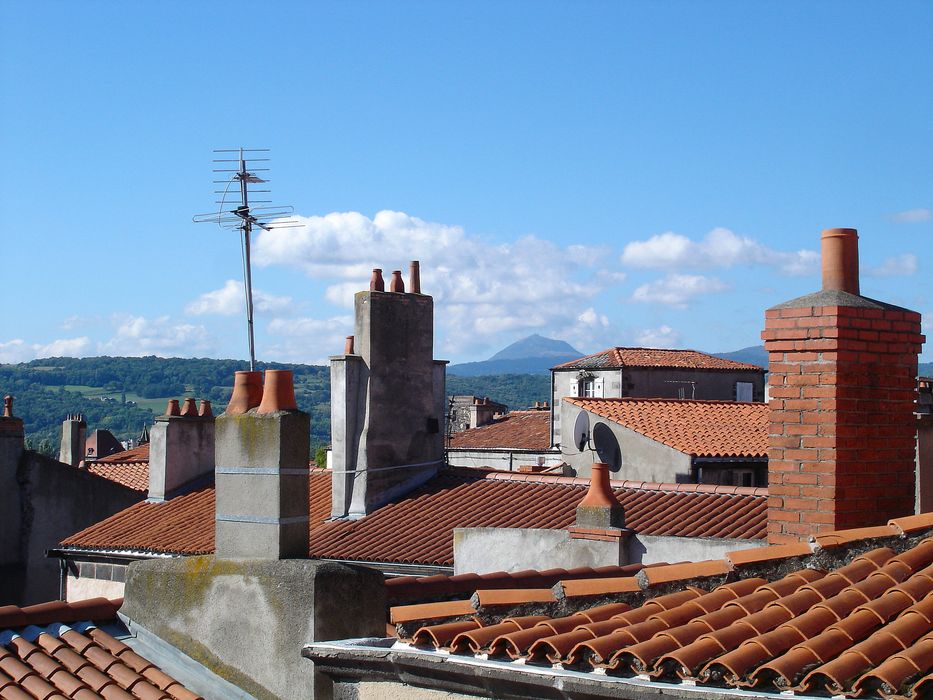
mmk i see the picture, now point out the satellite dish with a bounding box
[572,410,590,452]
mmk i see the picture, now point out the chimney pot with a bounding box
[389,270,405,293]
[409,260,421,294]
[821,228,860,295]
[370,268,385,292]
[576,462,625,529]
[257,369,298,414]
[180,397,198,417]
[344,335,355,354]
[198,400,213,418]
[166,399,181,417]
[3,395,11,418]
[226,370,264,415]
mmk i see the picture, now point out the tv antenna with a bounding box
[193,148,299,370]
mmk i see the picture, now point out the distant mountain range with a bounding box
[448,336,932,377]
[447,334,581,376]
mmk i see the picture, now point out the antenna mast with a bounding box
[193,148,298,371]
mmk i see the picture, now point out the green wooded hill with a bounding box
[0,356,551,456]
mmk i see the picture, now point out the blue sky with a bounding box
[1,1,930,365]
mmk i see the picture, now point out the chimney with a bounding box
[762,228,925,543]
[59,414,86,468]
[215,370,311,558]
[575,462,625,529]
[1,397,25,573]
[330,264,447,518]
[148,398,215,501]
[409,260,421,294]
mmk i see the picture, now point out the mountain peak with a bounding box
[489,334,581,361]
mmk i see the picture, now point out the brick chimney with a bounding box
[59,414,86,468]
[215,369,311,558]
[330,261,447,518]
[762,228,925,543]
[148,398,215,501]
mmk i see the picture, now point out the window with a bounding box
[577,374,604,398]
[736,382,753,402]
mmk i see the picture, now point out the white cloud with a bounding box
[99,315,211,357]
[0,339,31,364]
[891,208,933,223]
[185,280,292,316]
[253,210,619,353]
[621,227,819,276]
[864,253,918,277]
[635,325,682,347]
[265,315,354,364]
[631,274,728,308]
[0,337,92,363]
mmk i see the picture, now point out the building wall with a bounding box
[560,403,693,481]
[445,449,563,471]
[7,452,142,605]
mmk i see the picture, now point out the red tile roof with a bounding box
[553,347,763,371]
[0,597,202,700]
[393,515,933,700]
[565,397,769,458]
[60,469,767,564]
[447,411,550,450]
[84,443,150,492]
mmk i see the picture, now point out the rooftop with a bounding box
[447,410,550,451]
[60,469,767,566]
[0,597,202,700]
[565,397,769,458]
[83,444,150,492]
[553,347,764,372]
[313,513,933,700]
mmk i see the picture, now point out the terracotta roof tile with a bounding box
[447,410,550,450]
[0,598,201,700]
[397,526,933,700]
[553,347,764,371]
[565,397,768,458]
[61,469,766,565]
[84,443,150,492]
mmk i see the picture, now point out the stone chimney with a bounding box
[331,261,447,519]
[148,398,215,501]
[215,369,311,558]
[762,228,925,543]
[59,414,86,468]
[1,397,25,573]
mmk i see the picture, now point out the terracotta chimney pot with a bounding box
[198,400,213,418]
[370,268,385,292]
[166,399,181,417]
[821,228,860,295]
[3,395,11,418]
[578,462,618,509]
[344,335,355,355]
[180,397,199,417]
[389,270,405,293]
[226,370,264,415]
[409,260,421,294]
[257,369,298,414]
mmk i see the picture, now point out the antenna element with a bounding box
[193,148,299,370]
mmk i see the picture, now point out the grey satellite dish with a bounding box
[572,411,590,452]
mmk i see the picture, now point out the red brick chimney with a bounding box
[762,228,925,543]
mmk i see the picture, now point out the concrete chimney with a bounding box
[215,370,311,558]
[148,398,215,502]
[330,266,447,518]
[59,414,86,468]
[762,228,925,543]
[1,397,25,576]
